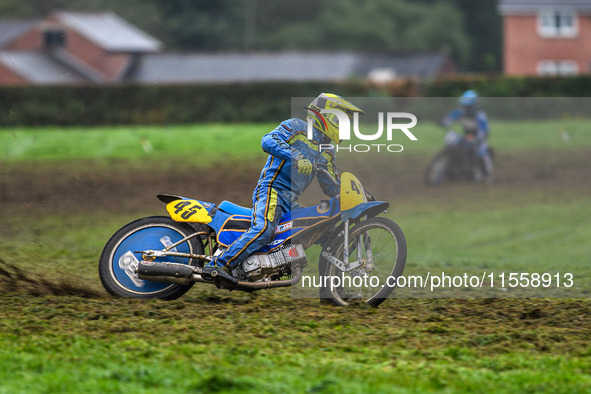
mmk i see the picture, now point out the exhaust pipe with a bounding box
[137,261,304,290]
[235,264,303,290]
[137,261,199,286]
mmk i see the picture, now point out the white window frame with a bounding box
[537,60,579,76]
[537,9,578,38]
[557,60,579,75]
[537,60,558,76]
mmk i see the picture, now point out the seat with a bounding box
[218,200,253,217]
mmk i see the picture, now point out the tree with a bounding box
[413,0,502,71]
[449,0,501,71]
[149,0,247,50]
[252,0,469,65]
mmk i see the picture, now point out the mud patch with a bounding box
[0,258,103,298]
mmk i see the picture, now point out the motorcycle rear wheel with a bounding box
[99,216,204,300]
[321,217,406,307]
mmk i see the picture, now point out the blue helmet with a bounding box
[459,90,478,106]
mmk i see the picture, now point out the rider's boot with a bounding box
[201,264,238,289]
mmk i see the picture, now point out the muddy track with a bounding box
[1,149,589,216]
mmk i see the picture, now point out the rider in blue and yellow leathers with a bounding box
[202,94,364,283]
[441,90,494,180]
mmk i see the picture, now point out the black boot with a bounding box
[201,266,238,290]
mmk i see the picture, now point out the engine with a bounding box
[234,244,307,282]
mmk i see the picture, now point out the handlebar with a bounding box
[310,163,376,202]
[313,164,339,186]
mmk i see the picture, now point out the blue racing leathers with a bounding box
[209,118,340,270]
[442,107,493,175]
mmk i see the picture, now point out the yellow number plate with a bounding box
[166,199,212,223]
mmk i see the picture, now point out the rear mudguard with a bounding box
[157,194,216,224]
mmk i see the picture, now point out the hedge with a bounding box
[0,75,589,126]
[0,82,394,127]
[426,74,591,97]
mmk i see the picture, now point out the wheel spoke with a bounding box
[323,218,406,306]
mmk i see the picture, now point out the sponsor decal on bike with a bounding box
[268,238,285,246]
[275,221,293,233]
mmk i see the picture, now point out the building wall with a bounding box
[3,28,43,50]
[60,27,130,81]
[0,64,29,85]
[2,22,130,81]
[504,14,591,75]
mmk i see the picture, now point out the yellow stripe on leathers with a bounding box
[222,157,285,267]
[267,188,278,222]
[321,151,338,180]
[289,133,319,151]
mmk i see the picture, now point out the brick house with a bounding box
[499,0,591,76]
[0,11,162,85]
[0,11,455,85]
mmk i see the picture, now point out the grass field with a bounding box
[2,118,590,165]
[1,119,590,392]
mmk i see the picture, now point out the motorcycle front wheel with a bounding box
[425,151,449,186]
[321,217,407,307]
[99,216,204,300]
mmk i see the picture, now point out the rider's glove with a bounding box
[297,159,313,175]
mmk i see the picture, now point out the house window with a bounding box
[43,30,66,48]
[538,9,578,37]
[537,60,579,76]
[558,61,579,75]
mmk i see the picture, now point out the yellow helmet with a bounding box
[307,93,365,143]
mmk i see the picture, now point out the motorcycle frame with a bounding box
[136,168,388,289]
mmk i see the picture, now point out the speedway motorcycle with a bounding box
[425,129,493,186]
[99,167,406,307]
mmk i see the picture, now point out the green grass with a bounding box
[0,290,590,393]
[0,293,589,393]
[0,123,274,165]
[1,118,590,165]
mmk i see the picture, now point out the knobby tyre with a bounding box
[99,216,204,300]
